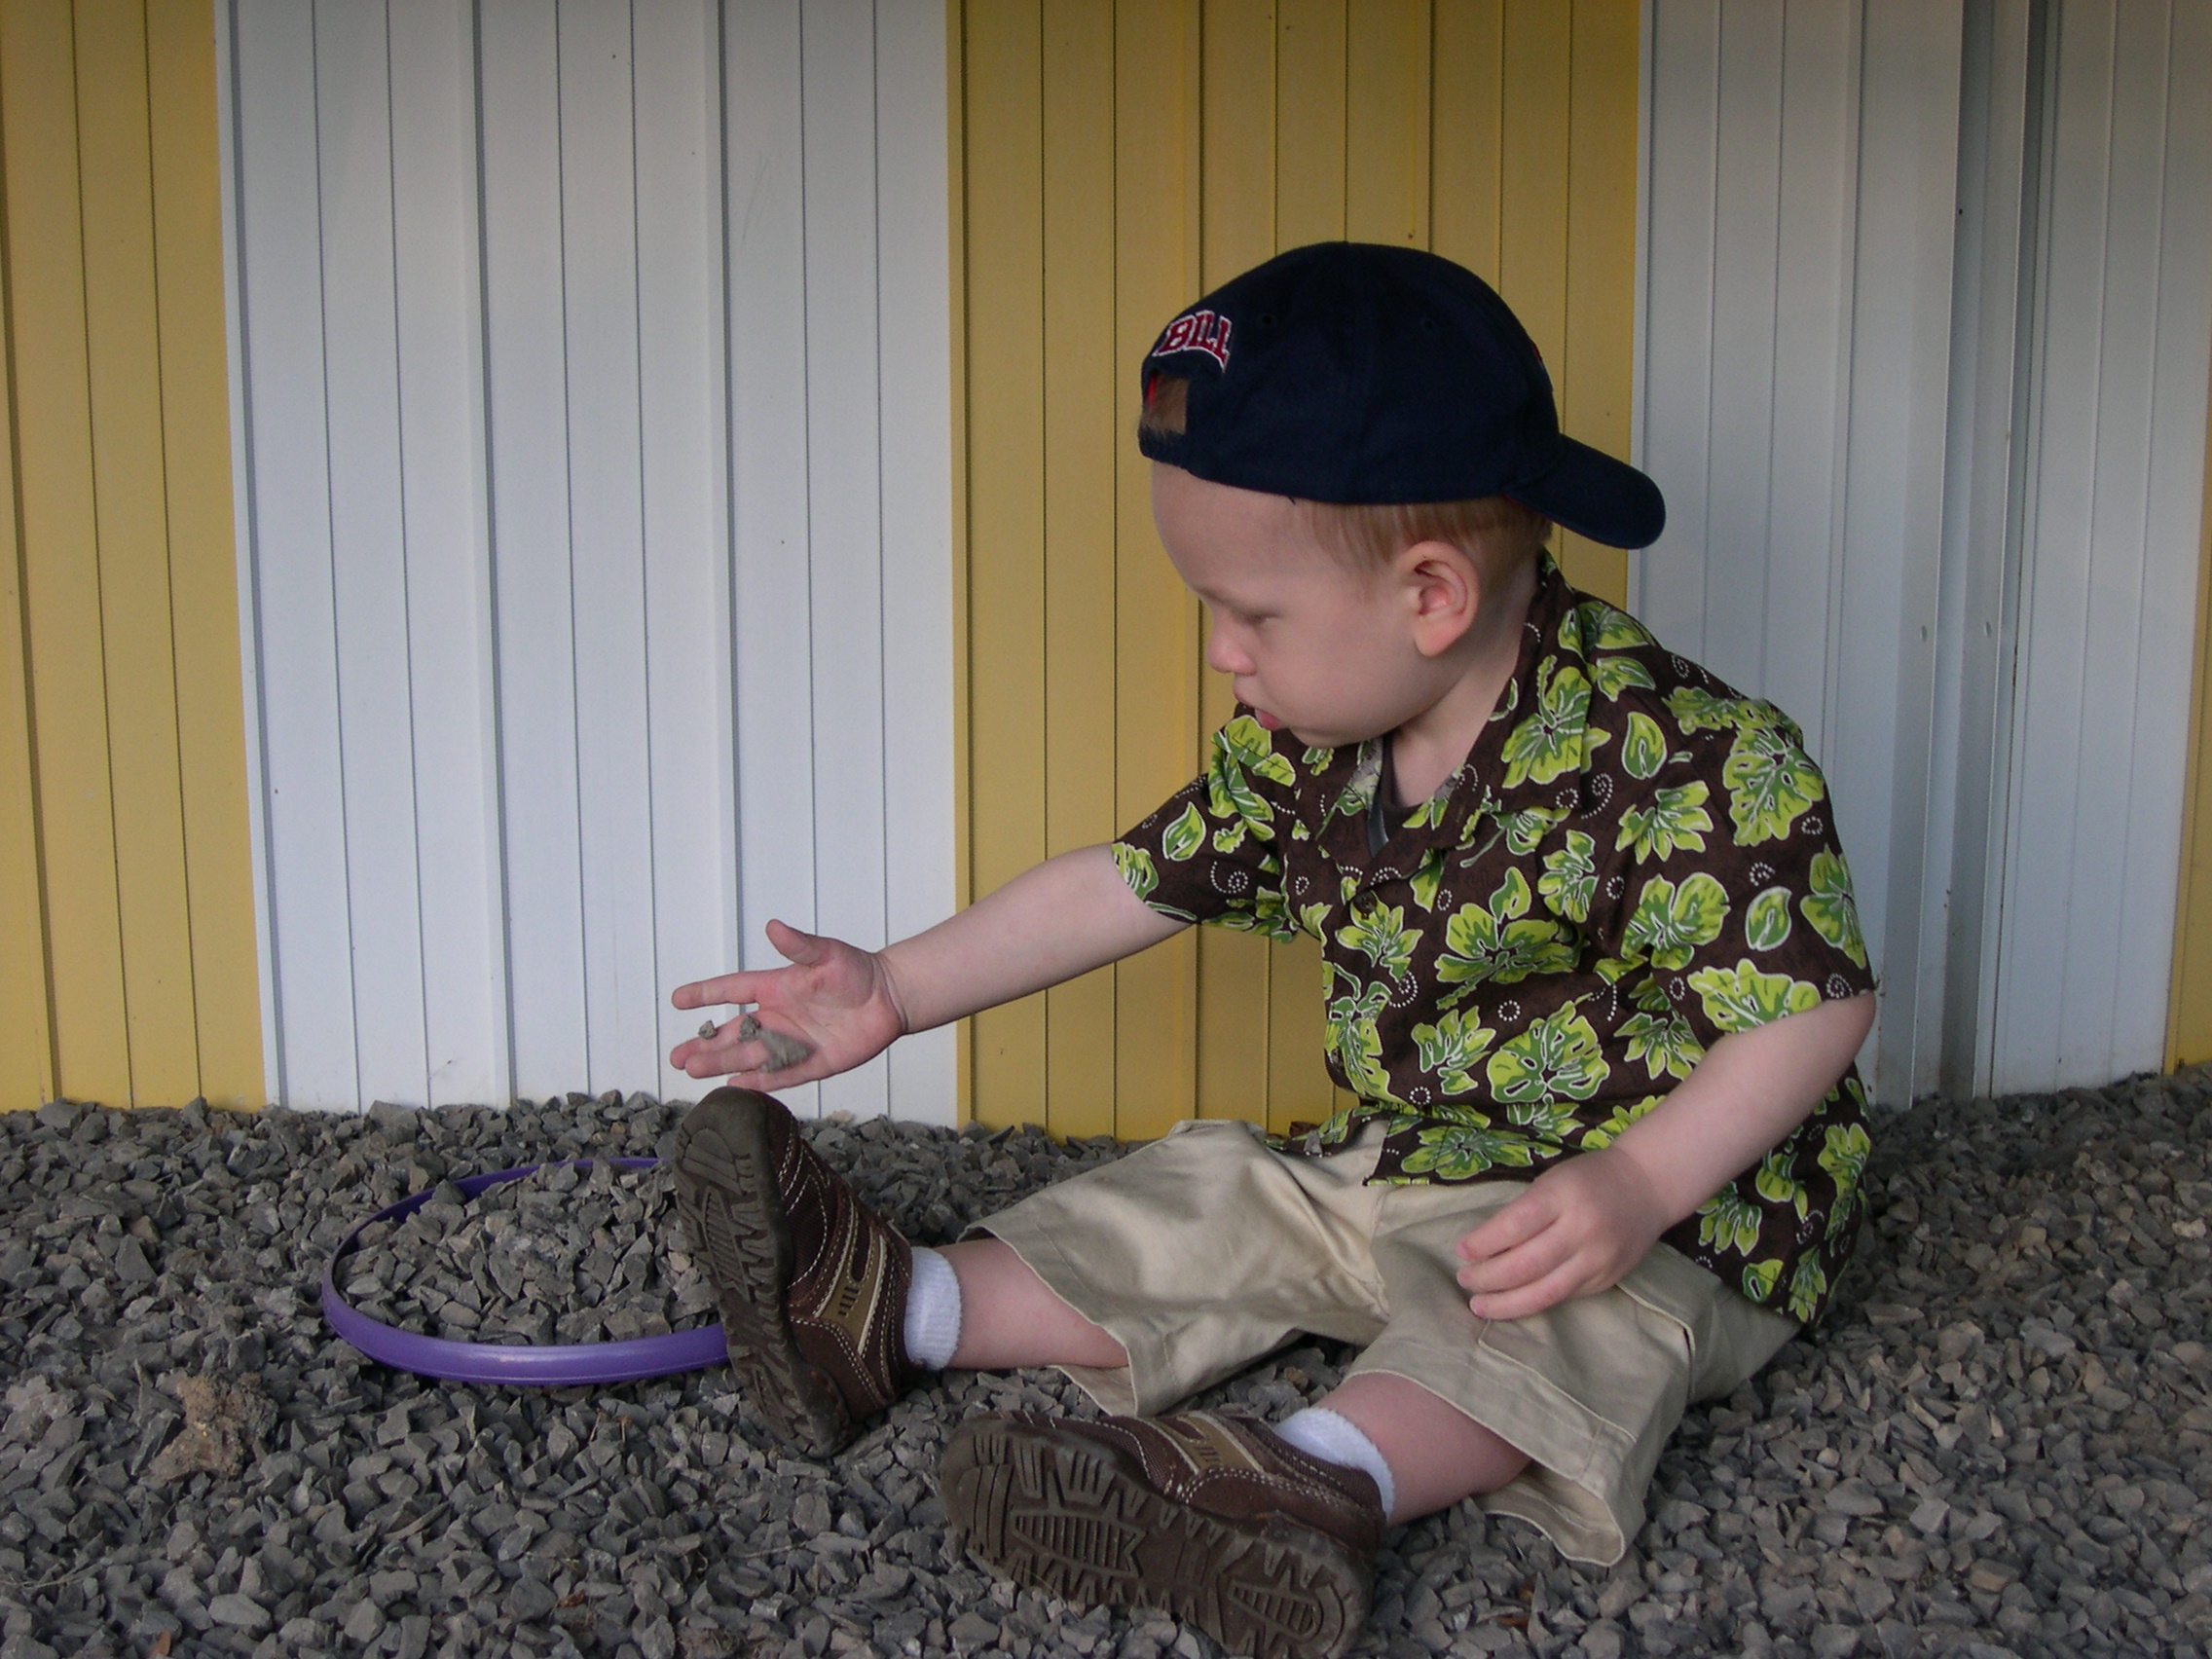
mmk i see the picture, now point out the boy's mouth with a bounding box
[1252,709,1282,731]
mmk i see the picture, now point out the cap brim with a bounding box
[1512,437,1667,550]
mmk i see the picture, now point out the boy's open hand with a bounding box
[667,919,909,1089]
[1453,1147,1673,1321]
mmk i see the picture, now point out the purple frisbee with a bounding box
[321,1157,728,1386]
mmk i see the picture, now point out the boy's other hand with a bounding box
[1453,1148,1672,1321]
[667,919,910,1089]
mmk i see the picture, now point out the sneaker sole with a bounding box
[672,1091,855,1456]
[940,1419,1370,1659]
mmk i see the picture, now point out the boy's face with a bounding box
[1151,463,1464,751]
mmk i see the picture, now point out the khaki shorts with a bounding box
[977,1118,1797,1565]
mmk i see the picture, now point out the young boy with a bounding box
[666,242,1877,1659]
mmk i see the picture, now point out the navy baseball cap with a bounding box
[1137,241,1666,550]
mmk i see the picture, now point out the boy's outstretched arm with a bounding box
[1454,991,1876,1321]
[667,845,1181,1089]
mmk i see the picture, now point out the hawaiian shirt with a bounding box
[1111,556,1879,1326]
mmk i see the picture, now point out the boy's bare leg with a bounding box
[938,1237,1129,1371]
[936,1241,1523,1524]
[1317,1372,1529,1522]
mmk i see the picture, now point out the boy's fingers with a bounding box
[1456,1223,1576,1296]
[1468,1260,1587,1323]
[671,970,774,1010]
[1456,1189,1558,1264]
[762,918,830,965]
[710,1052,832,1090]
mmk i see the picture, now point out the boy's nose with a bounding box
[1205,622,1253,678]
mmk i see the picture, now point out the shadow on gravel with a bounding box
[2,1070,2208,1659]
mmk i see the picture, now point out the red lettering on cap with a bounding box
[1150,308,1232,369]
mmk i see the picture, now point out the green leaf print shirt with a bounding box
[1111,556,1879,1327]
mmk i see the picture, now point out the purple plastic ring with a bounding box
[320,1158,728,1386]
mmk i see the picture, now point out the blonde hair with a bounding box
[1139,373,1552,571]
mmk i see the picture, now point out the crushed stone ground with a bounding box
[2,1069,2209,1659]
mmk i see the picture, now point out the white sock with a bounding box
[903,1247,963,1371]
[1275,1406,1397,1518]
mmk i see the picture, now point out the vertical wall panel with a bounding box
[5,1,133,1108]
[228,0,953,1117]
[1758,7,1859,756]
[0,0,261,1111]
[1637,0,1862,753]
[476,0,586,1102]
[556,4,659,1094]
[1039,0,1121,1140]
[1824,3,1964,1104]
[315,0,431,1108]
[961,0,1050,1125]
[1191,0,1273,1131]
[875,0,960,1124]
[2165,314,2212,1064]
[387,0,506,1108]
[151,0,263,1109]
[635,1,738,1108]
[1692,9,1784,690]
[0,108,53,1109]
[1559,3,1640,606]
[800,0,893,1121]
[237,0,359,1110]
[77,0,202,1104]
[1994,0,2212,1089]
[958,0,1644,1134]
[726,0,821,1120]
[1110,0,1204,1141]
[1988,6,2118,1091]
[1640,0,1964,1103]
[1634,2,1719,659]
[1641,0,2212,1098]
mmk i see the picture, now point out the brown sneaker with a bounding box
[671,1088,916,1455]
[940,1409,1383,1659]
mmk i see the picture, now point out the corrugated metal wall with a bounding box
[1991,0,2212,1090]
[1639,0,2212,1101]
[2167,369,2212,1065]
[953,0,1644,1138]
[1637,0,1969,1105]
[10,0,2210,1119]
[0,0,262,1112]
[223,0,957,1117]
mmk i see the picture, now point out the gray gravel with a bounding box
[344,1161,716,1346]
[2,1071,2208,1659]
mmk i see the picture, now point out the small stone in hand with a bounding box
[737,1012,811,1072]
[697,1018,718,1040]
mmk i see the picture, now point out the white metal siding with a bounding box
[1988,0,2212,1091]
[1640,0,2212,1100]
[223,0,956,1120]
[1638,0,1965,1104]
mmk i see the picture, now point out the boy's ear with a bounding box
[1398,538,1482,658]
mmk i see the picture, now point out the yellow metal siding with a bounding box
[954,0,1643,1134]
[2165,357,2212,1068]
[0,0,260,1111]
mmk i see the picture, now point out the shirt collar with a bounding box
[1316,555,1587,882]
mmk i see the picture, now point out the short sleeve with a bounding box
[1585,689,1877,1054]
[1109,711,1301,940]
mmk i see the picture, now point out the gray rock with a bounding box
[6,1074,2211,1659]
[948,1610,1001,1651]
[342,1599,385,1642]
[206,1593,271,1632]
[506,1579,557,1622]
[1822,1479,1884,1517]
